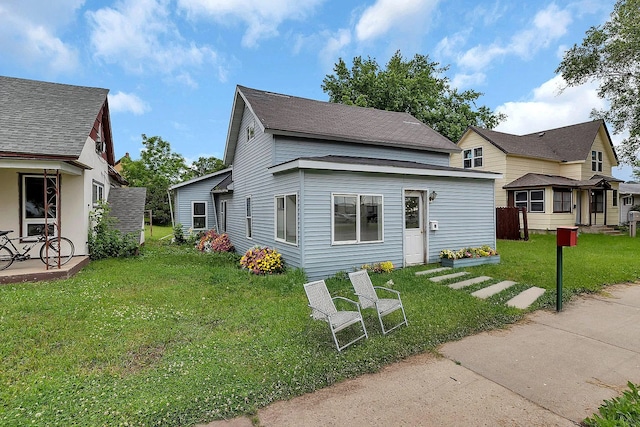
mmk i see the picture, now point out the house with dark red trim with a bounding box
[0,76,144,259]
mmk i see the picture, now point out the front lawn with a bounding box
[1,233,639,426]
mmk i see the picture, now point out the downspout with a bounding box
[211,191,219,233]
[167,189,175,229]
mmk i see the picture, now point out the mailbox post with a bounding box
[556,227,578,312]
[629,211,640,237]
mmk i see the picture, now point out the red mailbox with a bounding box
[557,226,578,247]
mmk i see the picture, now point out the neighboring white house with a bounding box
[619,183,640,224]
[0,76,144,259]
[171,85,502,280]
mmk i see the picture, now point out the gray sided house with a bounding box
[619,183,640,224]
[172,85,501,280]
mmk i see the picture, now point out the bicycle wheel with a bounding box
[40,237,75,267]
[0,246,14,270]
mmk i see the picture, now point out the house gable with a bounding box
[0,76,110,162]
[224,85,460,166]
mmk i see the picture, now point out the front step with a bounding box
[448,276,492,290]
[507,287,546,309]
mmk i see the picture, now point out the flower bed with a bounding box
[440,245,500,268]
[240,246,284,274]
[195,230,234,253]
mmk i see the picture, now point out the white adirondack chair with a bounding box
[303,280,368,351]
[348,270,408,335]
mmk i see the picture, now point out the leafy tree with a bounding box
[183,156,226,180]
[322,51,505,142]
[556,0,640,163]
[120,135,225,226]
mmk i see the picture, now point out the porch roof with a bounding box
[0,157,90,175]
[503,173,621,190]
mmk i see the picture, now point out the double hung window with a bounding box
[192,201,207,230]
[514,189,544,213]
[463,147,483,168]
[275,194,297,244]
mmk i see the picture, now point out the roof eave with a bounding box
[269,129,461,154]
[269,158,502,180]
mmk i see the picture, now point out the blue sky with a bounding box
[0,0,632,180]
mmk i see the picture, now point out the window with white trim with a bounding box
[515,189,545,213]
[92,181,105,206]
[332,194,383,244]
[275,194,297,244]
[623,196,633,206]
[613,190,618,207]
[246,121,255,141]
[553,188,572,213]
[592,150,603,172]
[220,200,227,233]
[192,201,207,230]
[246,196,252,238]
[463,147,483,168]
[22,175,58,237]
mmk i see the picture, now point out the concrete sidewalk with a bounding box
[201,283,640,427]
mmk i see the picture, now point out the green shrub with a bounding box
[88,201,140,260]
[173,223,186,244]
[584,382,640,426]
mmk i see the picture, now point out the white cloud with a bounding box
[108,91,150,115]
[355,0,440,42]
[451,72,487,89]
[87,0,219,81]
[177,0,324,48]
[0,1,82,74]
[319,28,352,67]
[460,3,572,72]
[434,31,469,59]
[494,75,606,134]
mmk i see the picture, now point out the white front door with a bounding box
[404,191,425,265]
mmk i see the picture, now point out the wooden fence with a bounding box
[496,207,529,240]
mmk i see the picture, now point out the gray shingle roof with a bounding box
[108,187,147,240]
[295,155,496,174]
[504,172,620,189]
[237,85,459,153]
[0,75,108,158]
[469,120,614,163]
[619,183,640,195]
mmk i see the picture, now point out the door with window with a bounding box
[22,175,58,237]
[404,191,425,265]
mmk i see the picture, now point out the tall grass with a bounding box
[1,233,639,425]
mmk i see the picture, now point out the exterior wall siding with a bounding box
[224,107,303,267]
[582,130,617,179]
[299,170,496,280]
[174,179,218,233]
[274,137,451,167]
[453,133,508,205]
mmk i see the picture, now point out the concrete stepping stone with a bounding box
[472,280,517,299]
[507,287,546,309]
[448,276,492,290]
[429,272,468,283]
[415,267,451,276]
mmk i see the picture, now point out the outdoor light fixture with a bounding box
[429,190,438,202]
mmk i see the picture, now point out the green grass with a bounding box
[1,233,639,426]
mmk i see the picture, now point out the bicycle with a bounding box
[0,229,75,271]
